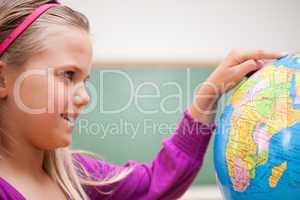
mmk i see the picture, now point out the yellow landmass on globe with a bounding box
[269,161,287,188]
[225,63,300,192]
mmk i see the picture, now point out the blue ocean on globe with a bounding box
[214,54,300,200]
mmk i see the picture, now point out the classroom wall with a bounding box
[63,0,299,62]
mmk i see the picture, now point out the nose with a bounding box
[73,83,90,107]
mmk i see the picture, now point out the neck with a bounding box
[0,135,46,179]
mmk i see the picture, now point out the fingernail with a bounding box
[257,60,264,67]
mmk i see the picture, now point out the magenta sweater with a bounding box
[0,111,215,200]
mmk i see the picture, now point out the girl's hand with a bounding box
[188,49,287,125]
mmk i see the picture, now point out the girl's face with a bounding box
[3,26,93,150]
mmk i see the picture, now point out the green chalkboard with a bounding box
[71,66,217,185]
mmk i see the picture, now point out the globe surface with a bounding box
[214,54,300,200]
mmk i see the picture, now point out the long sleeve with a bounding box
[74,110,216,200]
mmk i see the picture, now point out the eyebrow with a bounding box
[57,65,90,80]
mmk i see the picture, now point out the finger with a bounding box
[245,60,265,78]
[227,49,287,66]
[242,50,286,61]
[256,60,265,68]
[236,59,261,78]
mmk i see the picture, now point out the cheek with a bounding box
[26,113,72,149]
[15,74,73,149]
[17,73,72,114]
[23,110,73,150]
[18,74,49,111]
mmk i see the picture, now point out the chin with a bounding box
[57,137,72,148]
[44,137,72,150]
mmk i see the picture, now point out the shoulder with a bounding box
[0,177,24,200]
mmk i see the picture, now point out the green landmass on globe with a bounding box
[214,54,300,200]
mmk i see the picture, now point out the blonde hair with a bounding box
[0,1,133,199]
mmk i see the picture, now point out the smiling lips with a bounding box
[60,113,79,128]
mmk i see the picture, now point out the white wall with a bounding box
[62,0,300,62]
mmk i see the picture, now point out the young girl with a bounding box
[0,0,286,199]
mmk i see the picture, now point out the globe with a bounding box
[214,54,300,200]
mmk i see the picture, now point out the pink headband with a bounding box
[0,3,60,58]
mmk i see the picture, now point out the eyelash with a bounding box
[62,70,89,84]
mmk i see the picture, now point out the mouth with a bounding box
[60,113,78,127]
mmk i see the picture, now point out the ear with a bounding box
[0,61,9,99]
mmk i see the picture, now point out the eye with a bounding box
[63,71,75,81]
